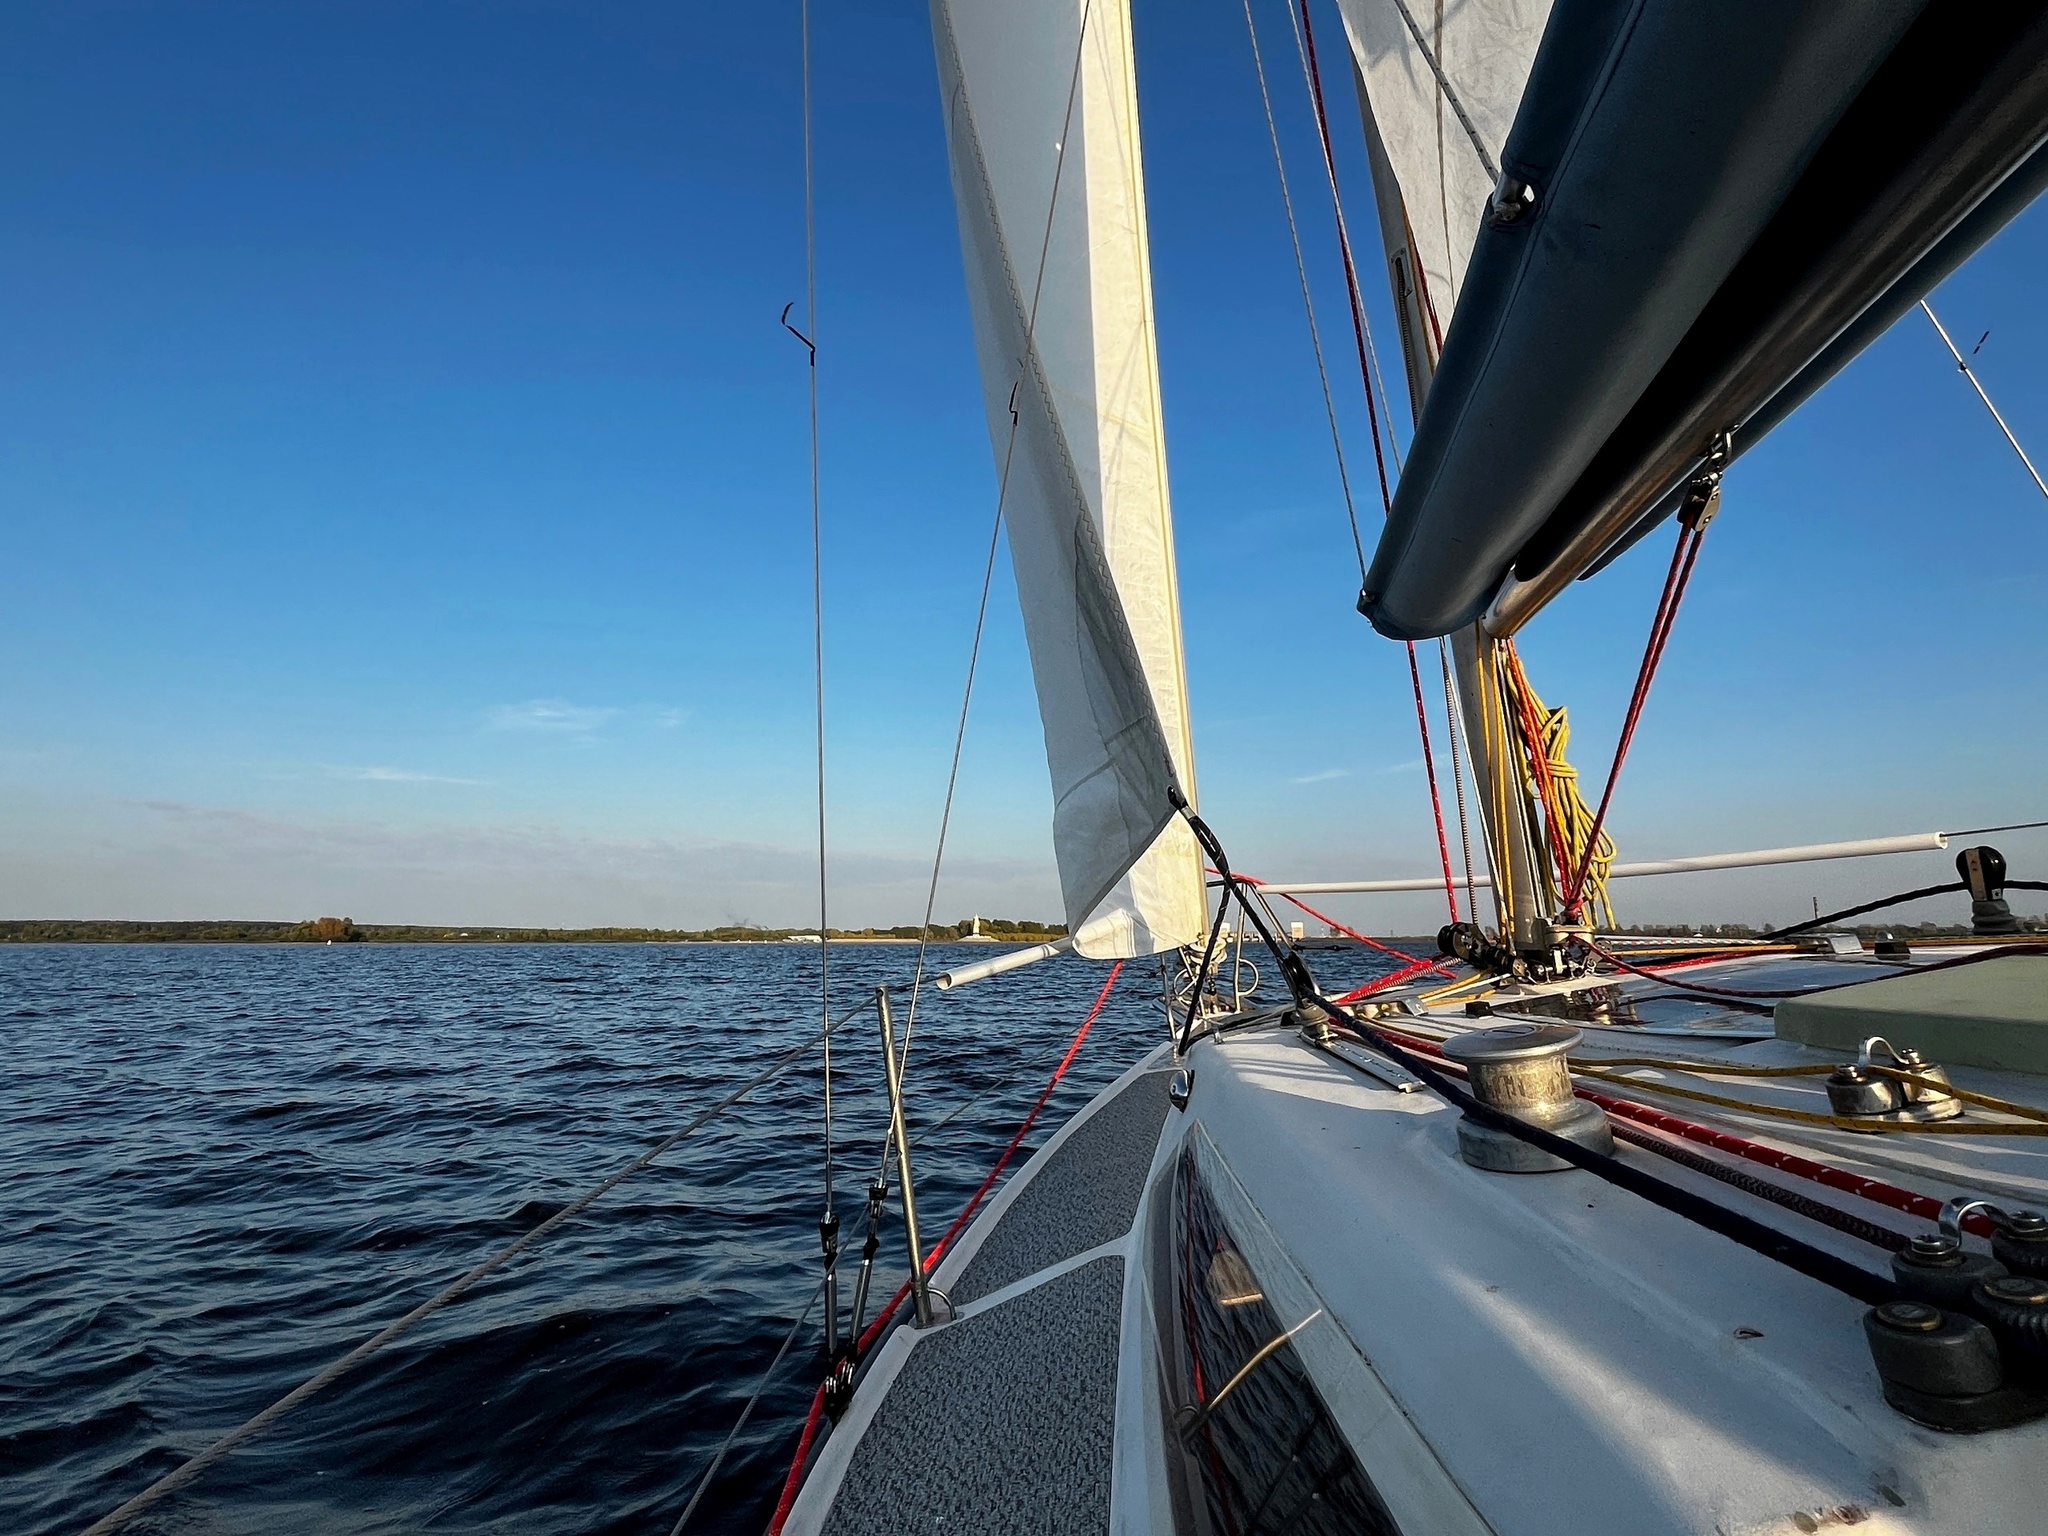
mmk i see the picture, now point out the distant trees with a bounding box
[0,915,1073,944]
[296,917,364,942]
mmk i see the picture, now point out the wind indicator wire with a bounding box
[796,0,834,1215]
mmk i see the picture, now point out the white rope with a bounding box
[1382,0,1499,182]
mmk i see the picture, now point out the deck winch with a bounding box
[1440,1023,1613,1173]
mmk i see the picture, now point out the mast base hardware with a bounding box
[1167,1069,1194,1113]
[1441,1024,1614,1173]
[1437,922,1515,975]
[1960,845,2023,936]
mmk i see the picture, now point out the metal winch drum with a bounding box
[1441,1023,1614,1173]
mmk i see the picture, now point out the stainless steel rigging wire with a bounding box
[1921,299,2048,504]
[1280,0,1407,473]
[667,1279,826,1536]
[1240,0,1366,572]
[799,0,836,1218]
[75,997,875,1536]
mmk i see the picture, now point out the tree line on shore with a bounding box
[0,916,1070,944]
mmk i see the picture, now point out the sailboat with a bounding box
[776,1,2048,1532]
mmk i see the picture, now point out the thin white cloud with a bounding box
[1290,768,1350,785]
[1378,758,1424,774]
[341,766,486,786]
[486,699,620,734]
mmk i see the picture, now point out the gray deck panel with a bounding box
[820,1255,1123,1536]
[950,1068,1171,1306]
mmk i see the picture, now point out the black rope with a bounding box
[1179,802,1904,1305]
[1313,997,1904,1308]
[1764,880,1965,940]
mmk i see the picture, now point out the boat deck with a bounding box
[786,1057,1176,1536]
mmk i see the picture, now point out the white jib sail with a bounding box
[1335,0,1552,324]
[932,0,1205,959]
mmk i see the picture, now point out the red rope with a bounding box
[765,1380,829,1535]
[1223,873,1454,999]
[1293,0,1391,517]
[1292,0,1461,923]
[1565,507,1711,911]
[766,962,1122,1533]
[1406,643,1461,922]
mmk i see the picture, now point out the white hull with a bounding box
[788,944,2048,1534]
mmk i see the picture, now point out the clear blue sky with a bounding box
[3,1,2044,932]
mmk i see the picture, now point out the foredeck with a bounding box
[783,1053,1177,1536]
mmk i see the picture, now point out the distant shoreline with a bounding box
[0,919,1072,946]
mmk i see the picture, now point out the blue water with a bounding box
[0,940,1403,1535]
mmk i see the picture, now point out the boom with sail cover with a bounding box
[1348,0,2048,642]
[930,0,1205,958]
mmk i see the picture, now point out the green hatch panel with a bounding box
[1775,955,2048,1074]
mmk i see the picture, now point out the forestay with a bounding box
[930,0,1204,957]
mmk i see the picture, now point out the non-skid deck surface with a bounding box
[951,1068,1172,1305]
[819,1255,1123,1536]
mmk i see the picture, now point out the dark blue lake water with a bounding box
[0,939,1404,1535]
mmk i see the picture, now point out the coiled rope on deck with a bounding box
[76,999,872,1536]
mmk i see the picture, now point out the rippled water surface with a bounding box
[1,940,1402,1535]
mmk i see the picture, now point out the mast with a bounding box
[1352,62,1544,948]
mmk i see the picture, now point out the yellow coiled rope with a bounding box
[1496,640,1617,926]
